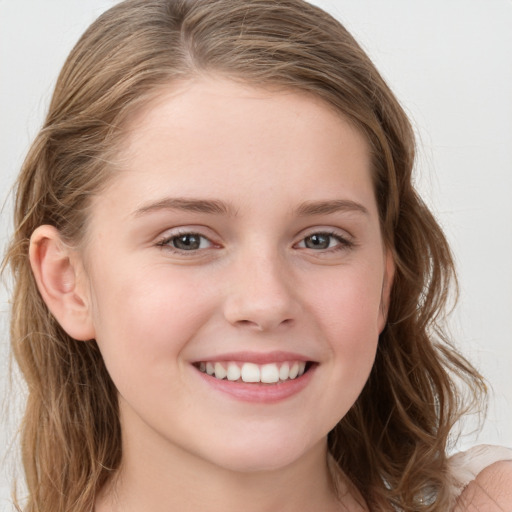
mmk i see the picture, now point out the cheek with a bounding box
[304,264,383,382]
[87,265,216,387]
[307,263,384,339]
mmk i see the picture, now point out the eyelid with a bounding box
[154,225,355,255]
[293,228,355,252]
[155,226,221,253]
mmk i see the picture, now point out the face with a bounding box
[79,78,393,473]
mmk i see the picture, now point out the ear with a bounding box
[29,225,95,341]
[378,248,395,333]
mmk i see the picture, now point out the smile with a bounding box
[196,361,308,384]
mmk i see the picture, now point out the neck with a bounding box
[96,431,349,512]
[95,400,368,512]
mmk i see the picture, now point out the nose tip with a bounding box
[222,258,300,332]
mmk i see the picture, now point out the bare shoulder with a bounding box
[453,459,512,511]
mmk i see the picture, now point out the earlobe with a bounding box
[29,225,95,341]
[378,249,395,333]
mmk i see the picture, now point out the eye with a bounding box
[296,232,352,251]
[158,232,213,251]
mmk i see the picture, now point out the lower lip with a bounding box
[195,365,316,403]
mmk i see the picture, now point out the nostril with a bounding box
[234,317,294,331]
[234,319,261,329]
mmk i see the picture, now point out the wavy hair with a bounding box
[4,0,485,510]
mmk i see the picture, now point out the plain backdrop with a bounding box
[1,0,511,508]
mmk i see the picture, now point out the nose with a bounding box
[222,250,300,332]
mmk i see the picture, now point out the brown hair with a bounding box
[4,0,485,510]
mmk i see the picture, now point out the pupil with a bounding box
[173,234,200,250]
[306,234,329,249]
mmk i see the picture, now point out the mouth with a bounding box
[193,360,314,384]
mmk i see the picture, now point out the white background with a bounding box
[1,1,511,509]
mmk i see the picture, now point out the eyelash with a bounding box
[156,230,354,255]
[156,231,213,252]
[295,231,354,253]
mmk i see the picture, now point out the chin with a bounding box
[202,435,321,474]
[213,454,302,474]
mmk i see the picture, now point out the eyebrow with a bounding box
[133,197,368,218]
[295,199,369,216]
[133,197,237,217]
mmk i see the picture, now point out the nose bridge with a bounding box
[223,242,299,331]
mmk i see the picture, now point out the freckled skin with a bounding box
[80,78,392,511]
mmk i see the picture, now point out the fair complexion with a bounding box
[454,461,512,511]
[30,78,393,511]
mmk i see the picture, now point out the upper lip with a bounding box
[191,351,314,365]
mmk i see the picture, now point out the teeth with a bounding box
[289,362,299,379]
[279,363,290,381]
[226,362,241,381]
[197,360,309,384]
[260,363,279,383]
[214,362,227,380]
[241,362,260,383]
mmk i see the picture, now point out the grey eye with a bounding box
[172,234,204,250]
[303,233,333,249]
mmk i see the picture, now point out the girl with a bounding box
[4,0,511,510]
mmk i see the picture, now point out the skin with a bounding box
[30,78,394,511]
[454,461,512,511]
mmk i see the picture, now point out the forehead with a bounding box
[119,77,367,158]
[100,77,375,218]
